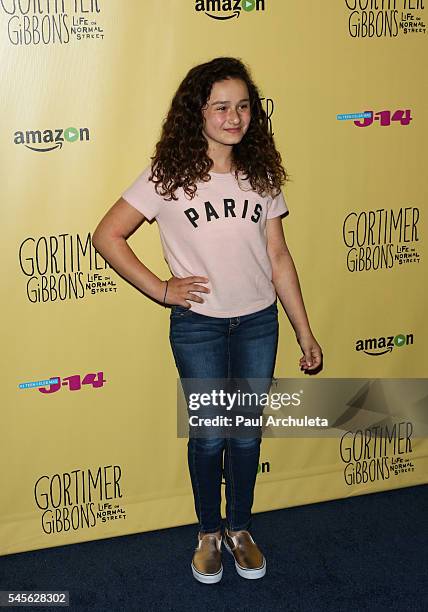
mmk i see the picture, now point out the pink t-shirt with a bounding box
[122,166,288,318]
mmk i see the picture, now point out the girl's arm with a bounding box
[91,198,209,306]
[266,216,323,372]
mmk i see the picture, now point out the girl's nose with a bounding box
[228,108,240,123]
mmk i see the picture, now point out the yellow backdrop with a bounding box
[1,0,427,555]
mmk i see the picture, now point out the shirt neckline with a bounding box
[209,170,240,179]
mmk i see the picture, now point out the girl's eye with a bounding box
[215,104,249,112]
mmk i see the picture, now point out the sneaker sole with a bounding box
[223,538,266,579]
[191,562,223,584]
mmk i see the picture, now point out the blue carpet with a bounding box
[0,484,427,612]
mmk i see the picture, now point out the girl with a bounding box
[92,57,322,584]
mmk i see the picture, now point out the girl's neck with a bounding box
[207,144,234,174]
[210,164,233,174]
[209,156,235,174]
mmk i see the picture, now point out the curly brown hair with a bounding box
[149,57,288,201]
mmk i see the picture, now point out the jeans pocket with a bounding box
[170,305,193,318]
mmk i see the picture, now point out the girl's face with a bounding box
[201,78,251,149]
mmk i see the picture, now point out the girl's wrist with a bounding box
[148,278,168,304]
[162,279,169,307]
[295,328,313,342]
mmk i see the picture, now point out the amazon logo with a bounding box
[14,127,90,152]
[195,0,265,20]
[355,333,413,356]
[221,460,270,484]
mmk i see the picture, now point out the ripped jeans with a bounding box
[169,301,279,533]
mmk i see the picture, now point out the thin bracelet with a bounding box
[163,280,169,307]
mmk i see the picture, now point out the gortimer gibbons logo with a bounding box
[355,332,413,356]
[14,126,89,152]
[344,0,426,38]
[195,0,265,20]
[18,232,117,303]
[34,465,126,535]
[342,207,420,272]
[340,422,414,486]
[1,0,104,46]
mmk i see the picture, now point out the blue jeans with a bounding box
[169,301,279,533]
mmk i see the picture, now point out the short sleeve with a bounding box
[121,166,162,221]
[267,190,288,219]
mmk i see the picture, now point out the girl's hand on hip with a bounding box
[297,334,323,373]
[165,275,210,307]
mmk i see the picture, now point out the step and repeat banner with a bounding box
[1,1,427,556]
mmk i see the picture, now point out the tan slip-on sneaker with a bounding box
[223,529,266,579]
[191,532,223,584]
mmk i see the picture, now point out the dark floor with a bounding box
[0,484,427,612]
